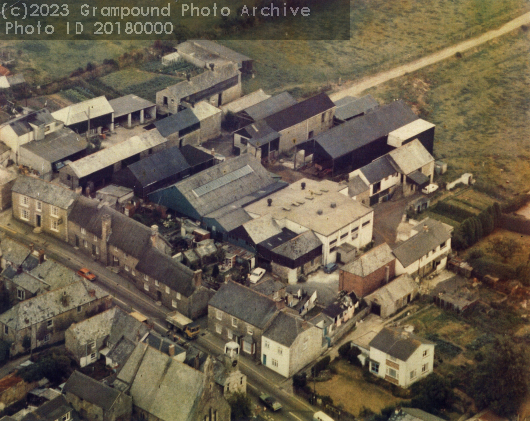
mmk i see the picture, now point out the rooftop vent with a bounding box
[267,198,272,207]
[317,210,323,215]
[423,224,428,232]
[301,182,306,190]
[330,203,337,208]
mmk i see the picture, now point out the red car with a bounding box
[77,268,97,281]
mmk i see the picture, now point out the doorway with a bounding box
[36,214,41,227]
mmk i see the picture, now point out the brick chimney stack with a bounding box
[169,344,175,357]
[38,249,46,264]
[101,214,111,265]
[151,225,159,248]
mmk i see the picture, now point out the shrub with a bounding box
[293,372,307,389]
[0,340,10,363]
[338,342,351,359]
[313,356,331,377]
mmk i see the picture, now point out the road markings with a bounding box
[289,413,302,421]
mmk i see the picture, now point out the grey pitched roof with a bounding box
[189,40,252,64]
[12,176,79,209]
[115,343,205,421]
[213,207,253,232]
[392,218,452,268]
[179,144,214,167]
[209,282,278,329]
[135,248,196,296]
[359,155,398,184]
[271,230,322,260]
[63,371,121,411]
[153,108,200,137]
[314,100,419,159]
[20,127,87,164]
[407,170,430,186]
[347,176,369,196]
[0,279,108,330]
[107,336,136,368]
[2,109,54,136]
[369,327,433,361]
[365,274,418,307]
[23,395,72,421]
[142,332,185,356]
[342,243,395,277]
[263,311,312,347]
[109,94,155,118]
[265,93,335,132]
[68,197,153,259]
[52,96,113,126]
[0,236,32,267]
[334,94,379,121]
[126,145,191,187]
[160,154,282,217]
[165,63,239,99]
[242,92,297,121]
[387,139,434,175]
[390,408,445,421]
[236,120,279,147]
[251,279,285,297]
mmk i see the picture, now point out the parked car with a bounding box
[422,184,439,194]
[323,263,338,274]
[259,393,282,411]
[249,267,266,284]
[77,268,97,281]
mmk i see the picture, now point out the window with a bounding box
[247,326,253,335]
[227,329,232,339]
[329,239,337,246]
[321,113,325,123]
[231,317,238,327]
[155,280,159,286]
[114,246,118,252]
[83,240,88,248]
[362,220,370,227]
[51,219,59,231]
[113,255,119,262]
[340,232,348,239]
[176,292,181,300]
[277,346,283,355]
[77,306,82,313]
[144,283,149,291]
[386,367,398,378]
[422,363,429,373]
[17,289,25,300]
[172,300,177,308]
[36,201,42,211]
[20,195,29,206]
[410,370,417,380]
[94,235,98,242]
[371,361,379,374]
[440,241,447,249]
[81,228,86,235]
[144,274,148,281]
[125,265,130,272]
[51,206,59,217]
[61,412,71,421]
[216,310,222,320]
[423,349,429,357]
[95,246,100,254]
[165,286,170,294]
[131,270,135,276]
[47,320,53,328]
[44,334,50,342]
[4,325,8,335]
[90,352,97,360]
[243,341,252,353]
[264,341,270,349]
[216,324,222,334]
[272,358,278,367]
[20,209,29,221]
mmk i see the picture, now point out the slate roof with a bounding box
[126,145,191,187]
[209,282,278,329]
[1,109,55,136]
[109,94,155,118]
[0,279,108,330]
[63,371,121,411]
[369,327,433,361]
[212,207,253,232]
[135,248,196,297]
[271,230,322,260]
[20,127,87,164]
[0,236,32,267]
[334,94,379,121]
[12,176,79,209]
[342,243,395,277]
[164,63,239,99]
[387,139,434,175]
[220,89,270,114]
[67,130,166,178]
[251,279,285,297]
[68,197,153,259]
[392,218,452,268]
[259,227,299,250]
[263,311,311,347]
[153,108,199,137]
[154,154,282,217]
[115,343,206,421]
[407,170,430,186]
[22,395,73,421]
[236,120,279,147]
[52,96,113,126]
[365,274,418,307]
[242,92,297,122]
[241,215,283,245]
[357,155,397,184]
[179,144,214,167]
[313,100,418,159]
[347,176,369,197]
[389,408,445,421]
[265,93,335,133]
[142,332,185,356]
[106,336,136,368]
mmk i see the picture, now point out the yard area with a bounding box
[365,28,530,195]
[466,229,530,268]
[314,360,405,416]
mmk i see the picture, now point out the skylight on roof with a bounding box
[192,165,254,197]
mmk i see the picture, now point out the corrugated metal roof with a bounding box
[365,274,418,308]
[154,108,199,137]
[388,119,435,142]
[52,96,113,126]
[220,89,270,114]
[21,127,87,163]
[334,95,379,121]
[359,155,397,184]
[180,144,214,167]
[236,120,279,147]
[242,92,297,121]
[109,94,155,118]
[314,101,419,159]
[193,164,254,197]
[68,130,166,178]
[191,101,221,120]
[387,139,434,175]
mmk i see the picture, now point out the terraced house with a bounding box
[12,176,79,241]
[67,196,211,318]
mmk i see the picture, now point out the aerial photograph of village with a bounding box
[0,0,527,420]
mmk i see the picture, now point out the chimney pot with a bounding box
[423,224,428,232]
[169,344,175,357]
[301,182,306,190]
[89,289,96,297]
[29,243,34,253]
[330,202,336,208]
[267,198,272,207]
[317,209,323,215]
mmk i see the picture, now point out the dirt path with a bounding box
[330,12,530,101]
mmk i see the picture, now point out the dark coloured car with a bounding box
[323,263,338,274]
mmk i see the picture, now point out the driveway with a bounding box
[372,193,419,247]
[287,270,339,307]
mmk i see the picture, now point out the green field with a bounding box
[366,28,530,195]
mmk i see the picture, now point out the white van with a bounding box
[313,411,334,421]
